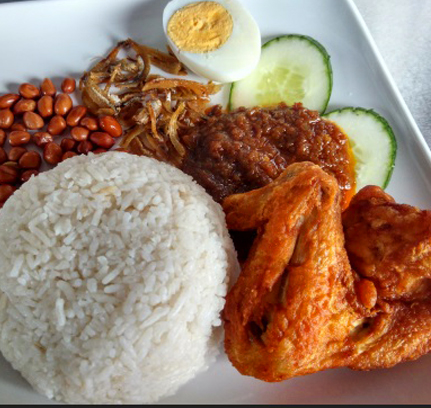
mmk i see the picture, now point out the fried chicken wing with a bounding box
[344,185,431,370]
[223,165,431,382]
[223,162,364,381]
[343,185,431,301]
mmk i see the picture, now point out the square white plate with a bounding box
[1,0,431,404]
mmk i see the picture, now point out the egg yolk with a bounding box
[167,1,233,53]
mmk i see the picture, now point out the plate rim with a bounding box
[345,0,431,168]
[0,0,430,404]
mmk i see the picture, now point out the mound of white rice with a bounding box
[0,152,238,404]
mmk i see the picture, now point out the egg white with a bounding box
[163,0,261,83]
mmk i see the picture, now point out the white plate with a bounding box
[1,0,431,404]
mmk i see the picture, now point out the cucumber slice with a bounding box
[229,34,333,113]
[324,107,397,190]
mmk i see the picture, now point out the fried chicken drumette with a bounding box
[343,185,431,371]
[223,163,431,381]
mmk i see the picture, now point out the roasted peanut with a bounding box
[80,116,98,131]
[0,165,19,184]
[19,151,42,169]
[90,132,115,149]
[41,78,56,96]
[43,142,63,165]
[23,111,44,130]
[61,78,76,94]
[37,95,54,118]
[0,130,5,146]
[0,147,7,164]
[9,130,31,146]
[0,109,14,129]
[33,132,53,147]
[99,116,122,138]
[66,106,87,127]
[19,83,40,99]
[60,138,77,152]
[13,98,36,114]
[54,93,72,116]
[8,147,27,161]
[47,115,67,136]
[0,93,20,109]
[0,184,16,202]
[20,169,39,183]
[62,151,78,161]
[10,123,27,132]
[2,161,19,170]
[77,140,93,155]
[71,126,89,142]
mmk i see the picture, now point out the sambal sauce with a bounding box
[181,103,356,208]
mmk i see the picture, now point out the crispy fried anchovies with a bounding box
[81,38,221,163]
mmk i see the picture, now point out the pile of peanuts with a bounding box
[0,78,123,207]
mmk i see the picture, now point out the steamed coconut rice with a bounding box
[0,152,238,404]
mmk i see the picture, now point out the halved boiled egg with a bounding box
[163,0,261,83]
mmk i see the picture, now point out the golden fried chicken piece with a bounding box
[344,186,431,370]
[223,162,364,381]
[343,185,431,301]
[223,165,431,381]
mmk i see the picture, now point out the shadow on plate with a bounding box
[122,0,171,49]
[162,351,431,404]
[274,354,431,405]
[0,0,32,3]
[0,352,32,391]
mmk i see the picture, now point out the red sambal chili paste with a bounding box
[180,103,356,209]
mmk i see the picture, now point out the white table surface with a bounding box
[355,0,431,147]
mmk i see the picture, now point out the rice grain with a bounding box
[0,152,238,404]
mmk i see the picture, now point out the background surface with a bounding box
[355,0,431,146]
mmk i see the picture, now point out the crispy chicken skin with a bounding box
[343,185,431,301]
[344,185,431,370]
[223,164,431,381]
[223,162,364,381]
